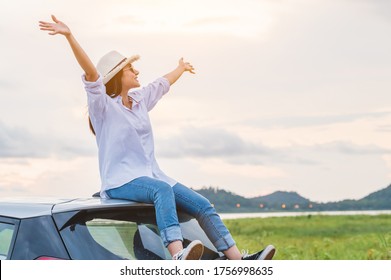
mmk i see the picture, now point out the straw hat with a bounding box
[96,51,140,84]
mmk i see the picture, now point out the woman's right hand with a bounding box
[39,15,71,36]
[39,15,98,82]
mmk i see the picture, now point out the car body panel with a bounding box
[52,198,151,213]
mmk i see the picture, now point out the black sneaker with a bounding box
[242,245,276,260]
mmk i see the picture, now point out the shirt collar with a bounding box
[114,90,143,109]
[128,90,143,103]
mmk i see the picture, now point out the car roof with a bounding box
[0,197,150,219]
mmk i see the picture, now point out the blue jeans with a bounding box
[106,176,235,251]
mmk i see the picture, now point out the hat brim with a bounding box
[102,55,140,84]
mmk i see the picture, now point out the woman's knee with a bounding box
[191,195,216,220]
[200,199,216,215]
[153,182,174,201]
[173,183,216,217]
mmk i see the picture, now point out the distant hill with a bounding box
[317,184,391,211]
[250,191,312,210]
[193,184,391,213]
[195,187,255,212]
[194,187,315,212]
[359,184,391,208]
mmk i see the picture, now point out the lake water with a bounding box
[219,210,391,220]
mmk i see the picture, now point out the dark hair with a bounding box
[88,68,125,135]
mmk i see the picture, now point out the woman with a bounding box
[39,15,275,260]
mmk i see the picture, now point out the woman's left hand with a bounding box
[164,57,195,85]
[179,58,195,74]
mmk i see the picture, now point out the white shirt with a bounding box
[83,75,177,198]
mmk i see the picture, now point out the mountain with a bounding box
[250,191,311,210]
[317,184,391,211]
[195,187,255,212]
[359,184,391,208]
[193,184,391,212]
[194,187,314,212]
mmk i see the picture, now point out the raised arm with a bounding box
[39,15,99,82]
[163,58,195,86]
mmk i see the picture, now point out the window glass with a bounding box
[0,223,15,260]
[86,219,138,259]
[58,207,220,260]
[59,208,172,260]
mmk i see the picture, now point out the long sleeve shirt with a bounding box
[83,75,176,198]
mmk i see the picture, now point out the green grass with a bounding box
[224,214,391,260]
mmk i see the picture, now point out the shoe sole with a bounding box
[258,245,276,260]
[183,241,204,260]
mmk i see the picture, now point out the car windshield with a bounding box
[55,206,220,260]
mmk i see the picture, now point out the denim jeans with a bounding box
[106,176,235,251]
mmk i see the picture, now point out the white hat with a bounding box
[96,50,140,84]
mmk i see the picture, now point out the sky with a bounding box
[0,0,390,203]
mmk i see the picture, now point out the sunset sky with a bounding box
[0,0,390,202]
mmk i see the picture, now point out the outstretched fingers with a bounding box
[39,22,56,35]
[187,62,195,70]
[51,15,59,23]
[179,57,196,74]
[38,15,70,36]
[185,62,195,74]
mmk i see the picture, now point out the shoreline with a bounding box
[219,209,391,219]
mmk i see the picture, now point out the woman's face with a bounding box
[121,64,140,90]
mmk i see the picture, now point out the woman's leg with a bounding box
[106,177,183,250]
[223,245,242,260]
[173,182,242,259]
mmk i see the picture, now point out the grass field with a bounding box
[224,214,391,260]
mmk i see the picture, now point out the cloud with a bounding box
[0,79,18,90]
[242,111,391,129]
[273,142,391,167]
[0,157,100,197]
[367,0,391,21]
[312,141,391,155]
[0,184,29,196]
[157,125,391,168]
[376,125,391,132]
[0,121,94,159]
[158,126,271,159]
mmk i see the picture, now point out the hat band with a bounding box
[106,57,127,76]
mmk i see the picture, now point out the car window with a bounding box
[87,219,171,260]
[0,222,15,260]
[86,219,139,259]
[58,207,172,260]
[57,207,220,260]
